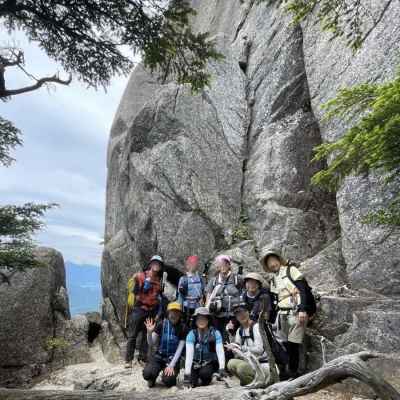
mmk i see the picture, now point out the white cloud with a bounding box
[0,32,129,265]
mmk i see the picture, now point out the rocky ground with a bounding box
[32,342,372,400]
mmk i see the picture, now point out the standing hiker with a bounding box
[184,307,226,387]
[241,272,274,325]
[206,255,243,342]
[142,302,187,388]
[177,255,206,323]
[125,255,164,368]
[260,249,315,379]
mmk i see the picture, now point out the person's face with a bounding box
[196,316,209,329]
[235,309,250,325]
[150,261,162,274]
[219,261,231,275]
[267,256,281,273]
[186,260,199,273]
[246,279,260,293]
[168,310,181,325]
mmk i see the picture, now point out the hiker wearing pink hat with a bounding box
[206,254,243,350]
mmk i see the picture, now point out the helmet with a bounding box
[244,272,265,286]
[260,249,287,271]
[193,307,211,317]
[167,302,182,312]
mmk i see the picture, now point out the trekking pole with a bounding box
[258,304,279,384]
[203,261,210,284]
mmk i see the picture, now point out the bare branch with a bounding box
[0,73,72,98]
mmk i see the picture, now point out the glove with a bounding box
[218,369,228,379]
[183,374,191,387]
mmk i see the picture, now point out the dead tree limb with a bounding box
[246,351,400,400]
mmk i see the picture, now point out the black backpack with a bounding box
[286,265,317,317]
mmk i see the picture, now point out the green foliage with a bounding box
[0,203,57,272]
[263,0,382,51]
[232,211,251,243]
[0,116,22,166]
[0,0,222,90]
[45,336,70,351]
[312,70,400,225]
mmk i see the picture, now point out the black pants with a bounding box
[143,355,179,387]
[284,342,300,374]
[213,316,234,363]
[191,361,218,387]
[212,316,231,342]
[125,307,157,363]
[182,307,196,328]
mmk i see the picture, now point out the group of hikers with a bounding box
[124,249,316,389]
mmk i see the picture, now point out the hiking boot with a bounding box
[147,379,156,388]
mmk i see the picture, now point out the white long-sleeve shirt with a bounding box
[234,323,266,358]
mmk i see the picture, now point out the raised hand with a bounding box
[145,318,156,333]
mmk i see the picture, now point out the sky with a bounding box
[0,33,130,266]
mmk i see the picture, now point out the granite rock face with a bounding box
[0,247,70,387]
[103,0,400,383]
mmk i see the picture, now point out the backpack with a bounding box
[286,265,317,317]
[179,274,205,296]
[193,327,217,354]
[238,324,289,367]
[211,273,240,290]
[126,275,136,308]
[238,325,255,346]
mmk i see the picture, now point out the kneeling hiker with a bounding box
[184,307,226,387]
[261,249,315,379]
[125,255,164,367]
[143,302,187,388]
[226,303,268,386]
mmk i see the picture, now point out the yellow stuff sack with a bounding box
[127,275,136,308]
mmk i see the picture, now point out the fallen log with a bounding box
[0,352,398,400]
[247,351,400,400]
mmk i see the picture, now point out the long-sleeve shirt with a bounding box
[234,323,265,358]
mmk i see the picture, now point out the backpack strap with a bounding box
[239,325,254,346]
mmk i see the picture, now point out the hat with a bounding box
[186,255,199,264]
[260,249,287,271]
[244,272,265,286]
[233,302,248,314]
[215,254,232,265]
[150,255,164,264]
[193,307,211,317]
[167,302,182,312]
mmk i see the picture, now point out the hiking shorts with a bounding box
[275,311,305,344]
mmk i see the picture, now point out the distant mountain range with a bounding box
[65,261,102,316]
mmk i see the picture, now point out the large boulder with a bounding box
[0,247,70,387]
[301,0,400,295]
[102,0,400,387]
